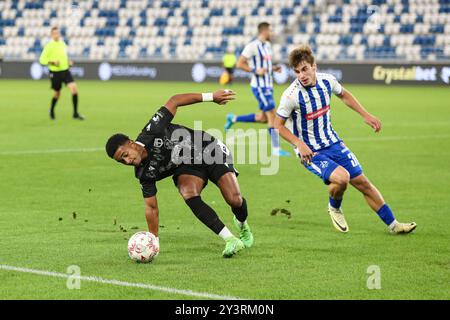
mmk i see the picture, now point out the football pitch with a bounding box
[0,79,449,300]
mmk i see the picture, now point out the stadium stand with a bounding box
[0,0,449,62]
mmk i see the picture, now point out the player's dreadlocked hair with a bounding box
[105,133,130,158]
[288,44,315,69]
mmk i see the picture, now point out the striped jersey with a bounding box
[241,39,273,88]
[277,73,343,152]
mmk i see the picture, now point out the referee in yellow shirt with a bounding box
[39,26,83,120]
[222,49,237,85]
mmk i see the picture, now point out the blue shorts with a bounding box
[251,87,276,112]
[303,142,363,184]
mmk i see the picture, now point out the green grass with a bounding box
[0,79,449,300]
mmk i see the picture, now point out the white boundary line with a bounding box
[346,134,450,142]
[0,264,244,300]
[0,134,449,156]
[226,133,450,142]
[0,147,103,155]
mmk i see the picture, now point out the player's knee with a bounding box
[226,192,243,208]
[178,186,200,201]
[334,169,350,188]
[255,114,267,123]
[54,91,60,99]
[340,172,351,187]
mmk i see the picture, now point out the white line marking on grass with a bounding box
[0,264,244,300]
[0,147,103,156]
[226,133,450,145]
[1,134,449,155]
[346,134,450,142]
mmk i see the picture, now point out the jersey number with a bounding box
[347,153,360,167]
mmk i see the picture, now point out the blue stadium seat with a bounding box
[0,0,447,62]
[210,8,223,16]
[24,1,44,10]
[339,36,353,46]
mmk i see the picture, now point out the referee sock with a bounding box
[268,127,280,149]
[232,197,248,225]
[72,94,78,116]
[235,113,256,122]
[50,98,58,118]
[185,196,226,235]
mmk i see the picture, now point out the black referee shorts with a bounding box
[225,67,235,75]
[49,69,74,91]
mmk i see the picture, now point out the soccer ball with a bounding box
[127,231,159,263]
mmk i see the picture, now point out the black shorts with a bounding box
[172,162,239,189]
[225,67,234,75]
[171,140,238,189]
[49,69,74,91]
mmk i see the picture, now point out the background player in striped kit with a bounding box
[225,22,290,157]
[274,44,416,234]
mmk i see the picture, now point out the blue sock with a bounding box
[268,127,280,149]
[329,197,342,209]
[376,204,396,226]
[235,113,256,122]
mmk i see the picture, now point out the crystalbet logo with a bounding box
[373,65,450,84]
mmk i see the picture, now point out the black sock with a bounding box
[72,94,78,116]
[51,97,58,111]
[232,197,248,223]
[185,196,225,234]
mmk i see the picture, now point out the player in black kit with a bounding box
[105,89,253,258]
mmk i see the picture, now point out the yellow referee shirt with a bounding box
[39,40,70,72]
[223,53,236,69]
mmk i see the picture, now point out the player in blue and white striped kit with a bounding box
[274,45,416,234]
[225,22,290,157]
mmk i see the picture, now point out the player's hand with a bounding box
[255,68,267,76]
[296,142,315,166]
[69,60,74,67]
[213,89,236,105]
[364,114,381,133]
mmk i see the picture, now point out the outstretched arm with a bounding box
[141,91,234,136]
[337,87,381,132]
[164,89,236,116]
[144,196,159,236]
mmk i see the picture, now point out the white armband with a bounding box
[201,92,213,102]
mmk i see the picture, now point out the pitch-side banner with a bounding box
[0,61,449,85]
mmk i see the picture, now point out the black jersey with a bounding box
[135,107,220,198]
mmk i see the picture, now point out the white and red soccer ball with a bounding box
[127,231,159,263]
